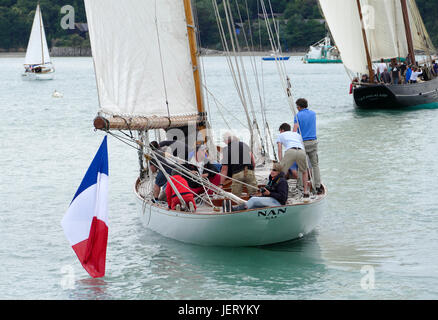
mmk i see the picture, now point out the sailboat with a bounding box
[22,4,54,80]
[303,35,342,64]
[319,0,438,109]
[262,54,290,61]
[83,0,326,247]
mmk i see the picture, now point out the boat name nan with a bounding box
[257,208,287,219]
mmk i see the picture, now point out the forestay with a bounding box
[24,5,51,66]
[84,0,198,119]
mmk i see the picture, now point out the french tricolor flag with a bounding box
[61,136,109,278]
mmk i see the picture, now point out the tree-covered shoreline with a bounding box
[0,0,437,51]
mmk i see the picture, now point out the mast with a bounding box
[183,0,206,131]
[400,0,416,65]
[38,3,44,65]
[356,0,375,82]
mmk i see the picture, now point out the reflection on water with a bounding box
[100,228,328,300]
[71,279,110,300]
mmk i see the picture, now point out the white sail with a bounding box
[361,0,407,61]
[84,0,198,118]
[24,4,51,66]
[318,0,368,74]
[365,0,434,59]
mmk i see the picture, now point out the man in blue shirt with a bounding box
[432,60,438,76]
[293,98,323,195]
[405,65,412,84]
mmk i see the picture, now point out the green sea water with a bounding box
[1,56,438,299]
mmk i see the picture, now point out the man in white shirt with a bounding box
[377,58,387,81]
[409,66,423,83]
[276,123,309,197]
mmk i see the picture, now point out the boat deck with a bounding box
[136,176,325,214]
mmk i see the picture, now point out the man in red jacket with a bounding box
[165,170,196,212]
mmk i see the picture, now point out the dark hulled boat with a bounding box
[318,0,437,110]
[354,77,438,109]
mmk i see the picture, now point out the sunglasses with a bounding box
[271,169,278,172]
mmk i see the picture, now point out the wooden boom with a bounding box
[93,113,205,131]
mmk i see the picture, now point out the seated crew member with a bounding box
[184,145,220,195]
[165,170,196,212]
[149,154,174,202]
[159,138,192,161]
[231,163,288,211]
[219,132,258,197]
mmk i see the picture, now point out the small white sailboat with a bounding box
[303,35,342,64]
[22,4,54,81]
[262,53,290,61]
[83,0,326,247]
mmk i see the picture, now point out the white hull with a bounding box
[135,181,326,247]
[22,70,55,81]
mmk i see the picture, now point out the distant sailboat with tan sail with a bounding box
[22,3,54,80]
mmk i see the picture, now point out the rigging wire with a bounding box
[144,146,247,204]
[103,129,252,205]
[125,136,261,199]
[192,0,214,126]
[259,0,315,189]
[212,0,276,164]
[233,0,269,158]
[105,130,141,151]
[259,0,294,114]
[202,84,248,129]
[211,0,257,156]
[154,0,171,118]
[221,0,255,150]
